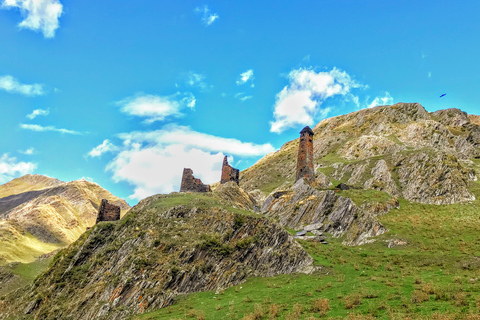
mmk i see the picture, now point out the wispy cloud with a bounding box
[234,92,253,101]
[236,69,254,87]
[19,147,35,155]
[87,139,118,158]
[0,75,44,96]
[428,72,432,78]
[0,153,37,183]
[194,5,219,26]
[92,125,275,200]
[20,123,81,135]
[366,92,393,109]
[270,67,362,133]
[117,92,195,124]
[185,72,211,91]
[1,0,63,38]
[26,108,49,119]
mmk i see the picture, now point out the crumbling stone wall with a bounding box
[220,156,240,185]
[180,168,211,192]
[295,126,315,183]
[96,199,121,223]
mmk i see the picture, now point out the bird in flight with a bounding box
[440,94,446,98]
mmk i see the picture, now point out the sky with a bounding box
[1,0,480,205]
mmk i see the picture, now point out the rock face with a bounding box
[0,193,313,320]
[0,175,130,264]
[220,156,239,185]
[261,179,394,245]
[180,168,211,193]
[96,199,121,223]
[296,126,315,183]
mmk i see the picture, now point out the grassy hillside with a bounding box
[134,177,480,319]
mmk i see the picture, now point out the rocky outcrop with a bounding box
[214,181,257,211]
[180,168,211,193]
[0,193,313,320]
[220,156,239,185]
[364,160,399,196]
[96,199,121,223]
[261,179,390,245]
[395,152,475,204]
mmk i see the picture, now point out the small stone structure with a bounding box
[220,156,239,185]
[96,199,121,223]
[295,126,315,183]
[180,168,211,192]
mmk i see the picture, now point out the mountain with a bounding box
[240,103,479,244]
[0,190,313,320]
[0,175,130,264]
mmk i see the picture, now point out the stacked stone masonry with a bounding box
[180,168,211,192]
[220,156,240,185]
[295,126,315,183]
[96,199,121,223]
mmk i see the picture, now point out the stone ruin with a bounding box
[96,199,121,223]
[295,126,315,183]
[180,168,211,192]
[220,156,239,185]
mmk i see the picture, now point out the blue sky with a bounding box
[1,0,479,205]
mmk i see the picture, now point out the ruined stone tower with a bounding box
[220,156,240,185]
[295,126,315,183]
[180,168,211,192]
[96,199,121,223]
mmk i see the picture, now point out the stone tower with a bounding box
[96,199,121,223]
[220,156,240,185]
[295,126,315,183]
[180,168,211,192]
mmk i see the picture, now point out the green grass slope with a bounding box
[134,176,480,320]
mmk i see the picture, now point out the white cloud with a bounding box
[95,125,275,200]
[1,0,63,38]
[20,123,81,135]
[0,153,37,183]
[236,69,254,87]
[118,93,195,124]
[194,5,219,26]
[26,108,49,119]
[88,139,118,158]
[0,75,44,96]
[19,147,35,155]
[428,72,432,78]
[234,92,253,101]
[270,67,362,133]
[185,72,211,91]
[366,92,393,109]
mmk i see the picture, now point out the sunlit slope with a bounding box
[0,175,130,264]
[241,103,480,206]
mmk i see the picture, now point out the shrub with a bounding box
[311,298,330,316]
[345,293,362,309]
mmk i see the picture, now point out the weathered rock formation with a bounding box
[261,178,396,245]
[296,126,315,183]
[0,193,313,320]
[180,168,211,193]
[96,199,121,223]
[220,156,240,185]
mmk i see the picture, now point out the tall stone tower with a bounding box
[295,126,315,183]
